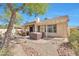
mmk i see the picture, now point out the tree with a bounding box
[0,3,48,48]
[0,11,24,27]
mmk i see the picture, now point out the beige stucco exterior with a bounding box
[24,16,69,38]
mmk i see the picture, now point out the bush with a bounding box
[0,48,12,56]
[69,29,79,55]
[16,29,27,36]
[0,34,13,56]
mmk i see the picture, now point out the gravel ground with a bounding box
[57,43,75,56]
[10,37,75,56]
[23,39,60,56]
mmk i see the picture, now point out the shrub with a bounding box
[16,29,27,36]
[69,29,79,55]
[0,48,12,56]
[0,34,13,56]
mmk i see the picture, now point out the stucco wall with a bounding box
[57,22,68,38]
[24,16,69,38]
[38,22,68,38]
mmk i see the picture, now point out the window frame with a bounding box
[47,24,57,33]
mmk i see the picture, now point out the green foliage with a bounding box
[0,25,8,29]
[0,48,12,56]
[25,3,48,16]
[69,29,79,55]
[0,3,48,25]
[0,11,24,26]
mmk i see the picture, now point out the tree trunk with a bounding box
[3,11,16,48]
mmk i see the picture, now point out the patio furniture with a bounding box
[30,32,42,40]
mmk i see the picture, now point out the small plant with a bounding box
[0,48,12,56]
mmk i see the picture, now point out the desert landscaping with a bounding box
[0,29,75,56]
[0,3,79,56]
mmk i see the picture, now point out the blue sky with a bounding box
[0,3,79,27]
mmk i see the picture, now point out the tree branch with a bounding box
[7,3,13,12]
[16,3,29,11]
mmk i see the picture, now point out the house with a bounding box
[24,16,69,38]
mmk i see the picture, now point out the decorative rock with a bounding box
[57,43,75,56]
[23,46,39,56]
[63,38,69,43]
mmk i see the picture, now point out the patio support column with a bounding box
[46,25,48,38]
[35,24,37,32]
[28,26,29,31]
[43,25,44,32]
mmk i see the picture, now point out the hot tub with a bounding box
[30,32,42,40]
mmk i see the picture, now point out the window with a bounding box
[47,25,53,32]
[38,26,40,32]
[53,25,57,32]
[47,25,57,33]
[45,25,46,32]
